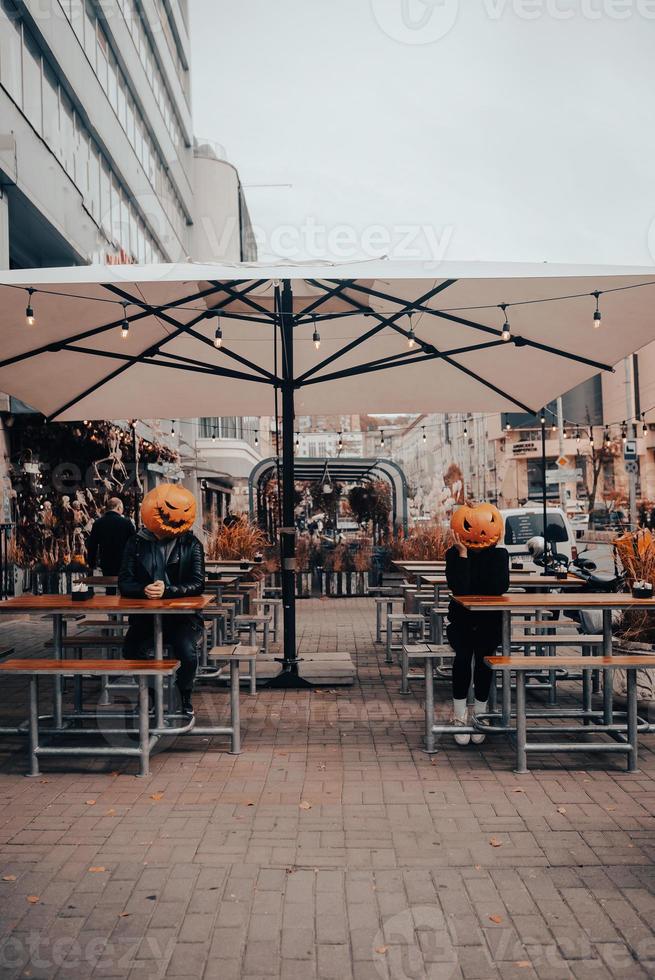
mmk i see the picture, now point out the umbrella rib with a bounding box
[294,281,351,319]
[297,279,454,383]
[59,343,270,383]
[301,351,440,386]
[102,282,278,383]
[209,280,273,319]
[439,354,536,414]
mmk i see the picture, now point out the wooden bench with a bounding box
[45,634,126,649]
[233,614,271,655]
[386,613,424,664]
[401,642,455,696]
[208,643,259,695]
[485,654,654,774]
[0,658,179,777]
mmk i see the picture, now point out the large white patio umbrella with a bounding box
[1,259,654,683]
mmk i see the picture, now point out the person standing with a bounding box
[86,497,135,577]
[445,504,509,746]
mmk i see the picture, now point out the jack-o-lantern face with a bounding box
[451,502,503,551]
[141,484,196,537]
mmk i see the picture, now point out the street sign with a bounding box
[547,468,582,483]
[624,439,637,460]
[625,460,639,475]
[555,456,569,468]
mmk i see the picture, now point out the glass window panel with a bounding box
[110,176,120,244]
[88,144,100,218]
[75,122,89,199]
[117,74,126,129]
[60,91,75,176]
[119,193,129,252]
[125,96,135,146]
[0,8,22,106]
[22,29,43,133]
[96,26,108,90]
[100,160,111,236]
[69,0,84,41]
[128,206,137,259]
[107,51,117,109]
[83,1,96,69]
[42,60,59,151]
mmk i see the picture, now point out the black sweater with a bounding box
[445,545,510,641]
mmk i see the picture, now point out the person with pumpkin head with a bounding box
[119,483,205,717]
[446,502,509,745]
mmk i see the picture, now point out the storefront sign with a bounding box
[512,441,539,456]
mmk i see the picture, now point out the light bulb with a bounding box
[593,291,601,328]
[25,289,35,326]
[121,319,129,339]
[214,323,223,348]
[313,327,321,350]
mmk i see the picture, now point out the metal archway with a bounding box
[249,456,409,536]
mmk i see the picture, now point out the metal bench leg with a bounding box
[138,676,151,778]
[582,645,592,724]
[153,614,165,730]
[229,660,241,754]
[249,657,256,696]
[627,668,638,773]
[263,622,269,657]
[400,645,410,695]
[74,647,83,714]
[501,612,512,727]
[376,603,382,643]
[28,676,40,777]
[602,608,613,726]
[385,617,393,665]
[515,671,528,775]
[424,655,436,754]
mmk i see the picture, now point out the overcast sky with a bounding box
[190,1,655,266]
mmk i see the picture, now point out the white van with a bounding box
[499,507,577,569]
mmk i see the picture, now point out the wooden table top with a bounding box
[0,595,213,614]
[486,654,655,669]
[422,573,583,588]
[82,576,118,586]
[454,593,655,611]
[0,658,180,675]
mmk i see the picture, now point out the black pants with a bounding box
[447,624,498,702]
[123,616,200,695]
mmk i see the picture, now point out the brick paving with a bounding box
[0,599,652,978]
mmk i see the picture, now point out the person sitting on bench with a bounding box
[446,503,509,746]
[119,484,205,717]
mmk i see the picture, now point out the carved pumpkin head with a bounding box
[141,483,196,538]
[450,502,503,551]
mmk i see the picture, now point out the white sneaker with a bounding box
[471,701,487,744]
[451,713,470,746]
[470,730,486,745]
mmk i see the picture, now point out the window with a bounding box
[100,160,111,236]
[87,143,100,218]
[107,50,117,109]
[60,90,75,177]
[96,23,108,91]
[0,4,22,105]
[42,60,59,151]
[22,28,43,133]
[83,0,96,70]
[116,74,126,129]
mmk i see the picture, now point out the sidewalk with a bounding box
[0,599,652,978]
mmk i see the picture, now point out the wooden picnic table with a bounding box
[0,595,212,730]
[453,593,655,726]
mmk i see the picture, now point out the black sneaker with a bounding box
[181,694,194,718]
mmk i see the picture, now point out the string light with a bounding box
[463,423,468,437]
[642,413,648,436]
[312,316,321,351]
[621,421,627,444]
[551,422,557,433]
[575,426,581,445]
[604,426,611,448]
[171,421,175,438]
[380,429,385,448]
[506,421,511,432]
[294,432,299,450]
[25,288,35,326]
[214,319,223,348]
[211,427,216,443]
[500,303,511,342]
[337,431,343,451]
[540,412,546,425]
[592,290,602,328]
[407,312,416,349]
[589,433,595,448]
[422,426,426,442]
[254,430,259,447]
[120,301,129,339]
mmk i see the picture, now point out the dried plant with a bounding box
[295,533,311,573]
[206,515,269,561]
[614,530,655,643]
[353,536,372,572]
[391,521,453,560]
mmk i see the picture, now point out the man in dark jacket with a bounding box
[118,494,205,716]
[87,498,134,577]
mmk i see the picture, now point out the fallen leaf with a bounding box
[119,912,130,917]
[150,793,164,801]
[146,895,157,901]
[106,809,116,816]
[474,865,482,871]
[88,867,106,874]
[513,788,525,793]
[375,946,388,955]
[2,875,16,882]
[515,961,531,968]
[246,802,255,807]
[557,807,567,815]
[489,915,503,924]
[26,896,39,904]
[299,801,312,810]
[489,838,503,848]
[85,800,96,806]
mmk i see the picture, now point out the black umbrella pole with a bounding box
[541,417,549,575]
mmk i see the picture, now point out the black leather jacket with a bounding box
[118,531,205,599]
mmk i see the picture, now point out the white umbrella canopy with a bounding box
[0,259,654,420]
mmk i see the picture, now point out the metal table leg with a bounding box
[400,644,410,695]
[53,614,63,730]
[627,668,638,773]
[602,608,613,725]
[515,671,528,774]
[376,603,382,643]
[138,676,151,778]
[501,610,512,726]
[153,614,164,729]
[582,644,592,725]
[229,660,241,754]
[28,676,39,777]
